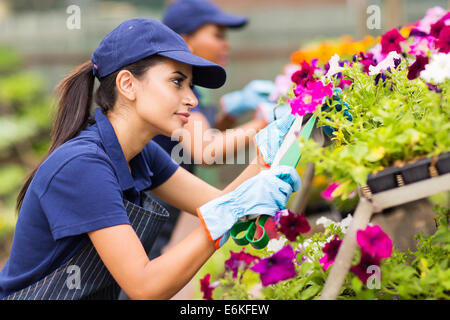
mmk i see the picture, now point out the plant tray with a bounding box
[365,151,450,195]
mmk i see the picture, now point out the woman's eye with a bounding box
[173,78,183,87]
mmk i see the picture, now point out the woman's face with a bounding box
[183,24,230,67]
[133,57,198,137]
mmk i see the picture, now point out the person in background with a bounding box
[148,0,282,263]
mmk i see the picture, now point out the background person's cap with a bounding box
[91,18,226,89]
[163,0,248,35]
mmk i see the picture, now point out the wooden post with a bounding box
[320,197,374,300]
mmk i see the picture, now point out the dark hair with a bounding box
[16,55,163,212]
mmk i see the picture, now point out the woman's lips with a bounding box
[175,112,190,124]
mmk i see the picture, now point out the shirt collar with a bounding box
[94,108,152,192]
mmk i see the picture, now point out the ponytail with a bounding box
[16,61,95,212]
[16,55,164,213]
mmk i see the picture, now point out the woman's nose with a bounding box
[184,92,198,110]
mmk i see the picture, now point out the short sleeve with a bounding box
[40,154,130,241]
[142,140,179,189]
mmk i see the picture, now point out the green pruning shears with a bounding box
[230,115,317,249]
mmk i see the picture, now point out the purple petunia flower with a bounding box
[277,209,311,241]
[321,182,340,200]
[408,55,430,80]
[250,245,297,286]
[356,225,393,259]
[319,235,342,271]
[350,250,382,284]
[380,28,406,54]
[224,249,259,279]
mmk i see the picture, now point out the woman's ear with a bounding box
[181,34,195,53]
[116,70,136,101]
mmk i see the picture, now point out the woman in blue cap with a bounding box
[146,0,286,265]
[0,18,299,300]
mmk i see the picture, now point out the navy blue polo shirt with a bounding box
[0,108,179,299]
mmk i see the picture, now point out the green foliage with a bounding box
[203,206,449,300]
[300,60,450,199]
[0,46,52,237]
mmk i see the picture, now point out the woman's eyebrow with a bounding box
[172,71,188,79]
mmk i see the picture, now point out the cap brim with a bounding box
[208,13,248,29]
[158,50,226,89]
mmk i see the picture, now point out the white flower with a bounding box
[325,54,344,79]
[339,214,353,234]
[420,52,450,84]
[368,51,402,76]
[316,216,336,228]
[267,237,287,253]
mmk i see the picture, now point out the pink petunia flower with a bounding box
[380,28,406,54]
[250,245,297,286]
[321,182,340,200]
[356,225,393,259]
[277,209,311,241]
[436,25,450,53]
[289,80,333,116]
[269,64,300,102]
[200,274,220,300]
[408,36,436,56]
[319,235,342,271]
[224,249,259,279]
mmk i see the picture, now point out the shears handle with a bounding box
[230,215,270,250]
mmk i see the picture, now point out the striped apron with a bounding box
[3,191,169,300]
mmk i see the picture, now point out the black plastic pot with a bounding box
[436,152,450,175]
[365,151,450,194]
[367,166,401,194]
[401,157,432,185]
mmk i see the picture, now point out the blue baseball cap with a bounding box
[91,18,226,89]
[163,0,248,35]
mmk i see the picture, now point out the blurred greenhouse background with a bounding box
[0,0,449,296]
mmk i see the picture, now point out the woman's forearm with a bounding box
[139,226,216,299]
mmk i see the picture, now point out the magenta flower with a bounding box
[356,225,393,259]
[407,55,429,80]
[289,80,333,116]
[321,182,340,200]
[436,25,450,53]
[358,52,377,74]
[250,245,297,286]
[380,28,406,54]
[350,250,382,284]
[319,235,342,271]
[224,249,259,279]
[291,61,317,87]
[277,209,311,241]
[200,274,220,300]
[430,12,450,38]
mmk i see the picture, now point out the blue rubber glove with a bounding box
[321,88,353,137]
[255,102,292,125]
[220,80,276,118]
[197,165,301,249]
[254,112,296,167]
